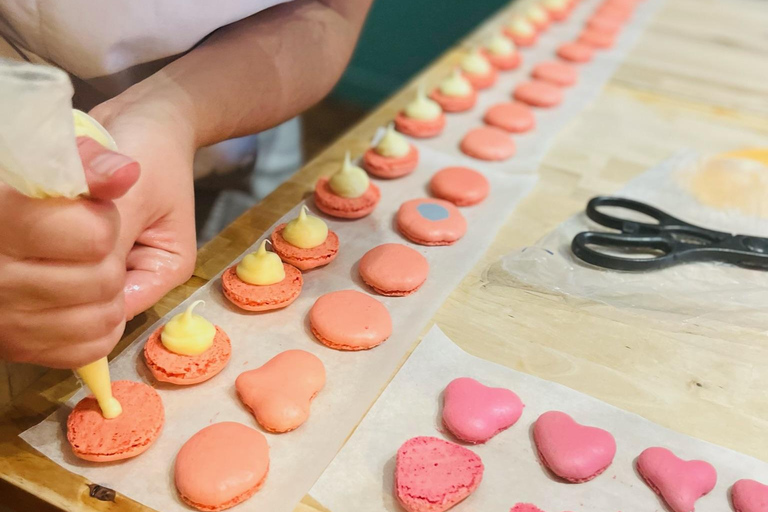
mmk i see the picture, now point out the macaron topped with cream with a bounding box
[482,32,521,70]
[222,240,304,311]
[543,0,571,21]
[526,3,551,30]
[315,151,381,218]
[460,48,497,90]
[504,15,538,47]
[271,206,340,270]
[395,84,446,138]
[430,68,477,113]
[363,123,419,179]
[144,300,232,385]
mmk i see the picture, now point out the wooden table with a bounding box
[2,0,768,510]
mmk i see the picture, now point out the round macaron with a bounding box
[482,49,522,71]
[513,80,564,108]
[314,176,380,219]
[586,14,623,34]
[463,67,498,90]
[557,41,595,63]
[359,243,429,296]
[396,198,468,246]
[483,102,535,133]
[67,380,164,462]
[430,167,490,206]
[271,223,339,271]
[175,422,269,512]
[531,61,579,87]
[363,145,419,179]
[221,263,303,312]
[394,111,446,138]
[579,28,616,49]
[430,88,478,113]
[460,127,516,161]
[596,4,633,22]
[144,325,232,385]
[309,290,392,350]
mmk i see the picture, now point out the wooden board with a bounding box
[2,0,768,510]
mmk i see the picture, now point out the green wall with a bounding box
[332,0,512,108]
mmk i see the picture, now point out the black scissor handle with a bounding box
[586,196,683,233]
[571,231,677,271]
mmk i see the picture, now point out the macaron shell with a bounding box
[144,325,232,385]
[363,146,419,179]
[579,28,616,48]
[532,61,579,87]
[460,126,516,161]
[310,290,392,350]
[430,166,490,206]
[236,350,326,433]
[314,177,381,219]
[358,243,429,296]
[395,112,446,138]
[67,380,164,462]
[396,198,468,246]
[271,223,339,271]
[482,49,522,71]
[636,447,717,512]
[513,80,564,108]
[504,29,538,47]
[732,479,768,512]
[557,41,594,63]
[221,263,303,311]
[586,13,623,34]
[430,89,478,113]
[484,102,536,133]
[175,422,269,512]
[463,68,498,90]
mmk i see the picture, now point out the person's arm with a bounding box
[92,0,374,148]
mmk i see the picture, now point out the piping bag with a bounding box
[0,59,122,418]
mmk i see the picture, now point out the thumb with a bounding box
[78,136,141,200]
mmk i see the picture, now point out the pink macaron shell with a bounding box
[732,479,768,512]
[463,68,498,90]
[579,28,616,49]
[271,224,339,271]
[482,49,522,71]
[430,89,478,113]
[442,377,524,444]
[513,80,563,108]
[460,127,516,161]
[557,41,594,63]
[358,243,429,296]
[504,29,538,47]
[586,13,623,34]
[484,102,536,134]
[636,447,717,512]
[221,264,303,312]
[363,146,419,179]
[144,325,232,385]
[395,112,446,138]
[429,166,490,206]
[309,290,392,350]
[531,61,579,87]
[396,198,467,246]
[314,177,380,219]
[596,3,633,21]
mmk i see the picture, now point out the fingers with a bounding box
[78,137,141,200]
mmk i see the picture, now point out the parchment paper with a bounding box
[20,0,668,509]
[310,325,768,512]
[500,151,768,331]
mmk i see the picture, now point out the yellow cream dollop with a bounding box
[329,151,370,198]
[485,33,516,56]
[75,359,122,419]
[73,109,118,150]
[439,68,474,97]
[404,84,442,121]
[237,240,285,285]
[375,123,411,158]
[161,300,216,356]
[461,49,492,76]
[282,205,328,249]
[544,0,568,10]
[508,16,535,37]
[720,148,768,167]
[527,4,549,24]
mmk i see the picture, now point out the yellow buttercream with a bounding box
[375,123,411,158]
[461,49,492,75]
[544,0,568,9]
[508,16,535,37]
[404,84,442,121]
[439,69,474,97]
[73,109,118,150]
[161,300,216,356]
[720,148,768,167]
[527,4,549,24]
[75,358,122,419]
[329,151,370,198]
[485,33,516,56]
[282,205,329,249]
[237,240,285,285]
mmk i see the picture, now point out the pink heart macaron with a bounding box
[395,436,484,512]
[732,479,768,512]
[636,447,717,512]
[442,377,524,444]
[533,411,616,482]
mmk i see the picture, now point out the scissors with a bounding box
[571,196,768,271]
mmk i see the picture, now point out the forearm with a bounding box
[97,0,372,148]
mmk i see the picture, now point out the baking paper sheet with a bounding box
[501,151,768,331]
[20,0,668,509]
[310,325,768,512]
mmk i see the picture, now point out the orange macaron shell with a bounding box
[310,290,393,350]
[395,112,446,138]
[430,166,490,206]
[532,61,579,87]
[484,102,536,133]
[504,29,538,47]
[482,49,522,71]
[557,41,595,63]
[430,89,477,113]
[514,80,564,108]
[463,68,498,90]
[67,380,164,462]
[314,177,381,219]
[221,264,303,312]
[396,198,468,246]
[362,146,419,179]
[359,243,430,296]
[144,325,232,385]
[460,127,516,162]
[271,223,339,271]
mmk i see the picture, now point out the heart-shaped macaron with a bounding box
[732,479,768,512]
[636,447,717,512]
[395,436,484,512]
[533,411,617,483]
[442,377,524,444]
